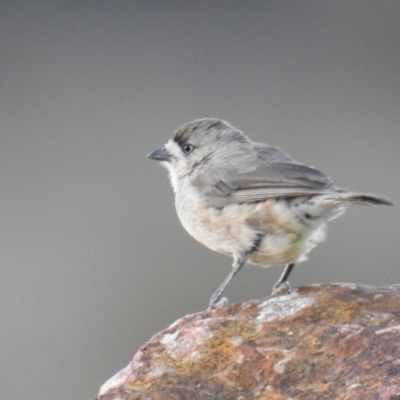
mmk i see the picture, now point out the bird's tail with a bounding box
[288,191,392,226]
[330,192,393,206]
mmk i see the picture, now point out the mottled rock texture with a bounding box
[97,283,400,400]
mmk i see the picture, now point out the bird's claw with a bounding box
[271,281,293,296]
[207,296,229,311]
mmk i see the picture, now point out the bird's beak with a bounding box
[146,147,172,162]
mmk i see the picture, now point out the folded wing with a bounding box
[191,143,338,208]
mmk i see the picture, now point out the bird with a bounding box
[147,118,392,310]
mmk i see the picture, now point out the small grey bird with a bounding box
[147,118,392,310]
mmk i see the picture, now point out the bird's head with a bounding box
[147,118,249,191]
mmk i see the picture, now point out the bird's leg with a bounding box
[272,263,295,295]
[208,257,247,311]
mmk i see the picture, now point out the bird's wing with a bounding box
[192,145,336,208]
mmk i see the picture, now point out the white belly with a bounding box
[175,184,327,266]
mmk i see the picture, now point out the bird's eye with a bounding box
[182,144,194,154]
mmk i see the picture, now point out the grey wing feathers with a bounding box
[192,143,337,208]
[235,162,334,190]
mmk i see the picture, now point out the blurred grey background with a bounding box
[1,1,399,399]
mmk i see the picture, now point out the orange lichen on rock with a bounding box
[97,283,400,400]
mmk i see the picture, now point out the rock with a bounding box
[97,283,400,400]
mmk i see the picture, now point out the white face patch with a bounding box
[165,139,183,160]
[163,139,188,192]
[159,140,182,172]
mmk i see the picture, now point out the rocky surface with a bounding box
[97,283,400,400]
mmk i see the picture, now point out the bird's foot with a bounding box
[207,296,229,312]
[271,280,293,296]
